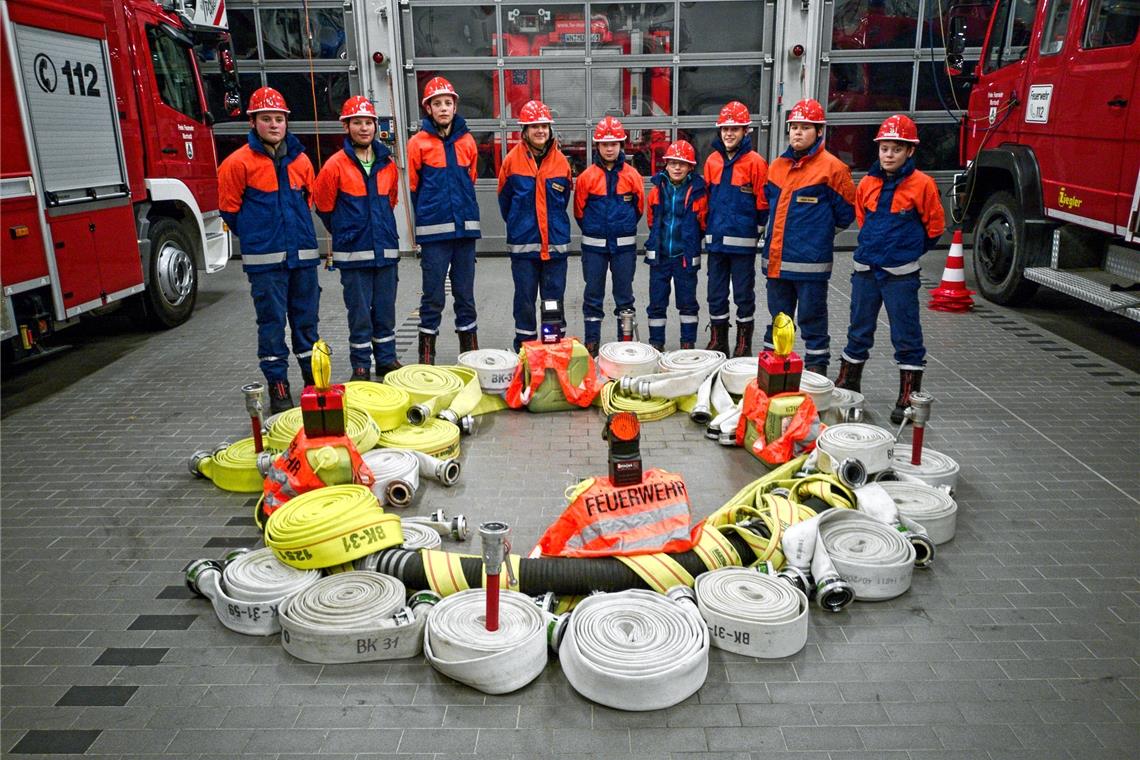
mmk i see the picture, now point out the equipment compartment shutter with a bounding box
[13,25,128,205]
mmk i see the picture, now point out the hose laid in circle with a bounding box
[876,481,957,545]
[854,482,936,568]
[815,423,896,476]
[278,571,424,663]
[264,484,403,570]
[888,448,960,494]
[191,437,263,493]
[620,349,726,400]
[344,381,411,432]
[694,567,809,658]
[384,365,465,425]
[558,588,709,711]
[377,418,461,459]
[599,381,676,422]
[184,547,320,635]
[360,449,421,508]
[457,349,520,393]
[597,342,662,380]
[718,357,758,396]
[264,407,382,453]
[817,509,915,601]
[799,370,835,412]
[423,588,549,694]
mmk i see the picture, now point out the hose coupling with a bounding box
[212,441,233,457]
[776,566,812,596]
[222,547,252,567]
[409,590,442,613]
[839,406,863,423]
[752,560,777,575]
[392,606,415,626]
[407,403,432,426]
[717,430,736,446]
[256,451,276,477]
[188,450,211,477]
[618,307,638,341]
[437,458,461,487]
[384,478,417,509]
[407,510,469,541]
[533,591,556,613]
[704,425,720,440]
[836,457,868,488]
[618,375,649,399]
[182,558,222,597]
[665,585,698,607]
[905,530,936,568]
[241,382,265,419]
[905,391,934,426]
[479,521,514,586]
[547,613,570,653]
[689,404,712,425]
[815,574,855,613]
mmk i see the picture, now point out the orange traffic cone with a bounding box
[929,229,975,312]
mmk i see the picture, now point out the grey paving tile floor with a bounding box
[2,252,1138,759]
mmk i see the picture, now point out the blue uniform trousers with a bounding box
[247,267,320,383]
[647,257,700,346]
[706,252,756,325]
[842,269,925,368]
[511,257,568,351]
[339,266,398,369]
[581,248,636,344]
[418,239,477,335]
[764,278,831,370]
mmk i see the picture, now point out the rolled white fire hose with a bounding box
[854,482,936,568]
[278,571,427,663]
[888,448,960,493]
[622,349,726,400]
[457,349,519,393]
[597,342,661,380]
[694,568,808,658]
[799,370,835,412]
[815,423,896,480]
[779,513,855,613]
[558,588,709,711]
[718,357,758,396]
[702,357,757,443]
[424,588,549,694]
[184,548,320,636]
[411,449,461,487]
[876,481,958,544]
[360,449,420,509]
[826,387,865,423]
[396,521,443,551]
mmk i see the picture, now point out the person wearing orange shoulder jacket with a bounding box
[761,99,855,375]
[313,96,402,382]
[218,87,319,413]
[573,116,645,354]
[836,114,945,423]
[497,100,574,351]
[703,100,769,357]
[406,77,481,365]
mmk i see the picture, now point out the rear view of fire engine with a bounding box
[1,0,241,360]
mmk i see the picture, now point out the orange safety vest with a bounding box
[504,338,603,409]
[259,429,374,529]
[538,468,702,557]
[734,382,822,465]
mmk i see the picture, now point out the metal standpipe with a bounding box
[905,391,934,465]
[242,382,265,453]
[479,521,512,632]
[618,308,638,342]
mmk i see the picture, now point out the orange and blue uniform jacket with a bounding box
[761,138,855,281]
[312,138,400,268]
[218,130,318,273]
[853,157,945,275]
[573,152,644,255]
[703,134,769,255]
[645,171,707,268]
[406,115,481,243]
[497,140,573,260]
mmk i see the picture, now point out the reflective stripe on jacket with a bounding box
[497,140,573,260]
[573,152,644,255]
[645,171,707,268]
[761,138,855,281]
[312,138,400,268]
[703,134,769,255]
[406,116,481,243]
[853,158,946,275]
[218,130,318,272]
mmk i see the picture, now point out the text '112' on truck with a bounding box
[1,0,241,360]
[946,0,1140,320]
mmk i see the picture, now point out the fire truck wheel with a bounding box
[132,218,198,329]
[971,191,1040,306]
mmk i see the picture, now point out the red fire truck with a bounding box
[1,0,240,358]
[948,0,1140,320]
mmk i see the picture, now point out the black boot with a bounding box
[680,341,695,350]
[732,322,755,358]
[268,380,293,415]
[834,358,864,392]
[374,359,402,382]
[299,361,315,389]
[890,368,923,424]
[418,333,436,365]
[584,341,599,358]
[346,366,370,383]
[706,322,730,355]
[805,364,827,375]
[457,330,479,353]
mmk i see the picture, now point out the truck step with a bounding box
[1023,267,1140,321]
[1105,245,1140,283]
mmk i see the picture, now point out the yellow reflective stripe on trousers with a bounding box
[265,484,403,570]
[616,552,694,592]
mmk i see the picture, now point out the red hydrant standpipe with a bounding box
[242,383,266,453]
[906,391,934,465]
[618,308,638,342]
[479,521,512,632]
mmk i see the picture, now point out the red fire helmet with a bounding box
[247,87,289,115]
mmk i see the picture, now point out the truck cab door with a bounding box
[139,23,219,210]
[969,0,1039,149]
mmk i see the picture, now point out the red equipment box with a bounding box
[301,384,346,438]
[756,350,803,395]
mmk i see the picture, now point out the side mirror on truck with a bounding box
[945,17,968,77]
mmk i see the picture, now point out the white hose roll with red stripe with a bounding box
[877,481,958,544]
[457,349,519,393]
[278,571,424,663]
[816,423,895,475]
[695,568,809,658]
[424,588,549,694]
[597,342,661,380]
[558,588,709,711]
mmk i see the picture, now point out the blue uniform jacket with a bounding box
[312,138,401,269]
[853,158,946,275]
[644,171,707,269]
[406,115,481,243]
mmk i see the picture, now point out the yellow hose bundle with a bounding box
[378,418,461,459]
[384,365,465,420]
[264,484,403,570]
[195,437,263,493]
[599,381,676,422]
[265,407,381,453]
[344,381,411,432]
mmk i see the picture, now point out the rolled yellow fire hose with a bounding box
[599,381,676,422]
[377,418,461,459]
[192,438,263,493]
[383,365,465,424]
[264,484,403,570]
[344,381,411,432]
[264,407,381,453]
